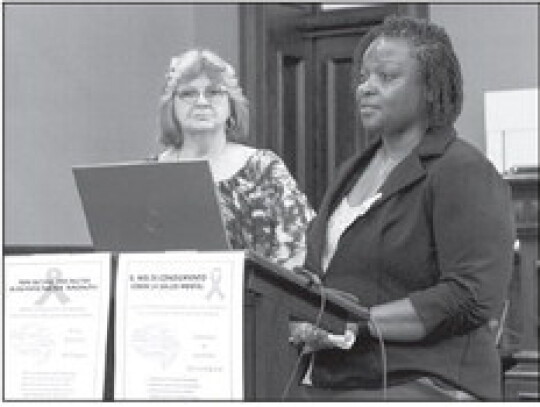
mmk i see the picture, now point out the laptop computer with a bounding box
[72,160,230,252]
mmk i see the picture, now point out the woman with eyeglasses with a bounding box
[156,49,315,269]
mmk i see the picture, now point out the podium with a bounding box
[99,251,369,401]
[242,252,370,400]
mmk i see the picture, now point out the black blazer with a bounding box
[305,127,515,399]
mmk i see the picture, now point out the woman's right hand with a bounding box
[288,321,332,352]
[288,321,358,352]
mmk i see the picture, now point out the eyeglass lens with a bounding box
[176,87,227,103]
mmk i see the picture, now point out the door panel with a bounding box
[316,35,365,204]
[279,54,307,190]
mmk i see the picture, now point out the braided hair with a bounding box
[352,15,463,130]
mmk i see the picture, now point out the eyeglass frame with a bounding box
[173,85,229,104]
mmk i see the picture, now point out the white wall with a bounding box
[4,4,239,245]
[430,4,538,152]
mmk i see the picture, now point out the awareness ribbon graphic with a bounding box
[205,268,225,300]
[34,267,70,305]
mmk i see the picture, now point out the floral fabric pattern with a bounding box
[217,149,315,267]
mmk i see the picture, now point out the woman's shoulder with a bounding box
[229,144,284,169]
[439,136,498,173]
[250,149,291,178]
[228,142,257,157]
[229,143,279,159]
[430,135,505,187]
[227,144,293,183]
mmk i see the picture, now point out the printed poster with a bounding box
[4,253,111,400]
[114,251,244,400]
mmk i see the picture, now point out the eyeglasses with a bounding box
[174,86,228,104]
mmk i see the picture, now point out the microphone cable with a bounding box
[280,269,388,402]
[368,318,387,400]
[281,270,326,400]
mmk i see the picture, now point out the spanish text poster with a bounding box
[4,253,111,400]
[115,251,244,400]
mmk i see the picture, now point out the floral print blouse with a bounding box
[217,149,315,268]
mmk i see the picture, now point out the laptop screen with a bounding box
[72,160,230,252]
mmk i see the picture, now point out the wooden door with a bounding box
[240,4,428,208]
[310,34,366,205]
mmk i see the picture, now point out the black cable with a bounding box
[368,319,387,400]
[280,344,310,400]
[280,269,327,400]
[281,268,388,401]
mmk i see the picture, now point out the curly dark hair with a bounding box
[351,15,463,130]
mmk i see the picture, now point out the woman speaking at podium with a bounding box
[290,16,515,400]
[155,48,315,269]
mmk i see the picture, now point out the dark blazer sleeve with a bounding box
[409,145,515,337]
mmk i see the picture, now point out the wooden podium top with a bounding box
[245,251,371,322]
